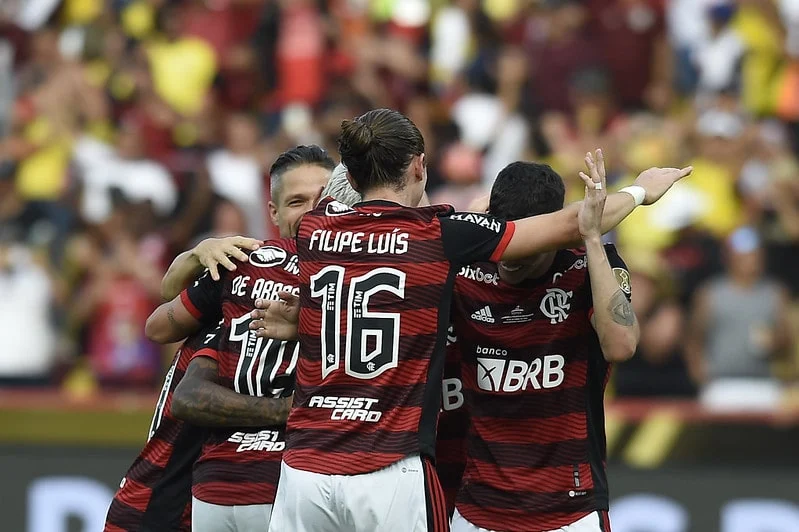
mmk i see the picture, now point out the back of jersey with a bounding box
[183,238,300,506]
[286,198,457,474]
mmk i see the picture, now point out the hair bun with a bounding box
[340,119,375,156]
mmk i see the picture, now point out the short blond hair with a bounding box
[320,163,362,207]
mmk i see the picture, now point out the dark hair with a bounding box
[269,145,336,198]
[488,162,565,221]
[338,109,425,192]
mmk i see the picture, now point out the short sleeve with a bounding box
[587,244,632,318]
[439,212,516,265]
[606,244,632,302]
[180,270,223,324]
[187,324,223,362]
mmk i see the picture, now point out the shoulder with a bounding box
[442,211,502,232]
[243,239,298,275]
[320,197,357,217]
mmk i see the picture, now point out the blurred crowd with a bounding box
[1,0,798,410]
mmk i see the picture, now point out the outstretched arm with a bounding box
[171,357,292,427]
[500,151,692,261]
[161,236,262,301]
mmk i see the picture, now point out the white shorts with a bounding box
[268,455,448,532]
[192,497,273,532]
[451,508,608,532]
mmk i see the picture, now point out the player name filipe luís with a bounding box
[309,228,410,255]
[307,395,382,422]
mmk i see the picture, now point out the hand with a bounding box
[634,166,693,205]
[191,236,262,281]
[249,292,300,340]
[577,149,608,240]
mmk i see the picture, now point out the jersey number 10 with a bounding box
[229,316,299,398]
[311,266,406,380]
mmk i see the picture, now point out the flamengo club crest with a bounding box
[540,288,572,324]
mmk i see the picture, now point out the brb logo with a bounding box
[476,355,565,392]
[540,288,572,324]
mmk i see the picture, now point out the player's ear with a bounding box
[268,201,279,227]
[413,154,426,182]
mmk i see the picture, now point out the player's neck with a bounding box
[361,187,415,207]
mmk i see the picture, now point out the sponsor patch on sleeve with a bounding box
[613,267,632,295]
[249,246,288,268]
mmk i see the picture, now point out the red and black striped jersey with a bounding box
[451,246,630,531]
[182,239,300,506]
[104,324,223,532]
[284,197,515,475]
[436,327,470,516]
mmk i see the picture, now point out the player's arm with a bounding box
[501,151,693,260]
[171,356,292,427]
[586,242,639,362]
[147,268,224,344]
[577,162,638,362]
[161,236,262,301]
[441,151,692,265]
[145,296,204,344]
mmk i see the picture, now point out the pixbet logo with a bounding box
[459,265,499,286]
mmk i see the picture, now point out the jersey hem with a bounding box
[456,505,597,532]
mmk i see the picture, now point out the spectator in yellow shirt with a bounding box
[145,3,217,118]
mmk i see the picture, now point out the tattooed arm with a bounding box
[145,297,203,344]
[585,237,640,363]
[171,357,292,427]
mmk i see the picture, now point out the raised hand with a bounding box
[634,166,693,205]
[577,149,608,240]
[191,236,263,281]
[249,291,300,340]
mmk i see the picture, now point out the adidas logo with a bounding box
[471,306,495,323]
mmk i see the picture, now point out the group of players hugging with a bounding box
[103,109,692,532]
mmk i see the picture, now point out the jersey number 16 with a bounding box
[311,266,405,380]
